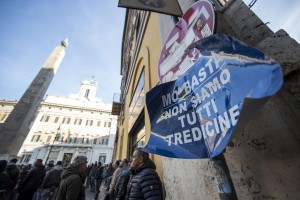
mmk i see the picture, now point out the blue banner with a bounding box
[144,34,283,159]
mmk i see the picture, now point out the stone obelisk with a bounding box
[0,39,68,160]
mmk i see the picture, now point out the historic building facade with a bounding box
[113,0,300,199]
[1,80,117,166]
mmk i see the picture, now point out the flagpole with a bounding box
[45,124,61,164]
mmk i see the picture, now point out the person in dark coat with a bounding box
[17,159,46,200]
[93,162,104,200]
[0,160,11,200]
[115,159,130,200]
[39,161,63,200]
[89,163,98,192]
[5,158,20,200]
[85,163,93,189]
[6,158,20,189]
[56,156,87,200]
[18,165,29,182]
[126,148,163,200]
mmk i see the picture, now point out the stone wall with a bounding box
[221,0,300,199]
[161,0,300,199]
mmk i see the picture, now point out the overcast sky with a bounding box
[0,0,299,103]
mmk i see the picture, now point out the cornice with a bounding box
[40,102,111,114]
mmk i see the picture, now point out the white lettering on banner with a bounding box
[162,101,187,119]
[164,104,240,146]
[161,52,225,108]
[165,127,202,146]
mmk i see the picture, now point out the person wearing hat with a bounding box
[5,158,20,199]
[17,159,46,200]
[56,156,88,200]
[45,162,54,172]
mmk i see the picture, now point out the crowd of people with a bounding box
[0,147,163,200]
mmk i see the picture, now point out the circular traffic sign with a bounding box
[158,0,216,83]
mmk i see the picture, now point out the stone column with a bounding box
[0,40,68,160]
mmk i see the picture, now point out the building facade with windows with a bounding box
[113,0,300,199]
[1,80,117,166]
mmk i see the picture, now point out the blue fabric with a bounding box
[145,34,283,159]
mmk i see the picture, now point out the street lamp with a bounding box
[45,124,61,164]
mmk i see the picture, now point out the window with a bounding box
[31,135,41,142]
[93,138,97,144]
[86,120,93,126]
[104,122,107,127]
[85,89,90,98]
[54,117,59,123]
[74,119,82,125]
[57,136,64,142]
[62,153,73,167]
[129,113,145,157]
[102,138,109,145]
[97,121,101,127]
[1,113,7,121]
[40,115,50,122]
[20,155,31,163]
[99,155,106,163]
[45,116,50,122]
[46,136,52,142]
[82,137,85,143]
[108,122,111,127]
[128,69,145,131]
[62,117,71,124]
[72,137,77,143]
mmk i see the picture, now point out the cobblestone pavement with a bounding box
[85,182,107,200]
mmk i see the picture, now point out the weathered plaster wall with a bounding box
[221,1,300,199]
[163,158,221,200]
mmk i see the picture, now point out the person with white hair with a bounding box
[56,156,88,200]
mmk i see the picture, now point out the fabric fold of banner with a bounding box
[144,34,283,159]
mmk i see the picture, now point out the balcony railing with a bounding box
[112,93,122,115]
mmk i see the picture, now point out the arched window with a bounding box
[85,89,90,98]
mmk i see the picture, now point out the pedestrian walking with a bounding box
[17,159,46,200]
[103,163,114,200]
[126,148,163,200]
[5,158,20,200]
[84,163,93,189]
[93,162,104,200]
[89,163,98,192]
[38,161,63,200]
[109,160,121,200]
[114,159,130,200]
[56,156,87,200]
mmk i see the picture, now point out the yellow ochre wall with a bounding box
[115,12,163,179]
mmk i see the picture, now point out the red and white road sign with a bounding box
[158,0,216,83]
